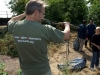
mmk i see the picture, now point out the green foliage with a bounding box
[45,0,88,25]
[8,0,88,25]
[45,0,65,22]
[0,61,8,75]
[89,0,100,25]
[16,69,22,75]
[0,27,8,36]
[8,0,29,15]
[62,69,72,75]
[0,32,18,57]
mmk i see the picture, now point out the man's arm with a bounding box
[8,12,26,22]
[63,22,70,40]
[8,12,26,33]
[91,42,100,50]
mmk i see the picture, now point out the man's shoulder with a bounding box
[8,20,18,24]
[79,24,86,27]
[87,24,90,27]
[87,24,95,26]
[86,24,93,28]
[42,24,56,29]
[93,23,96,25]
[93,24,96,27]
[79,24,83,27]
[77,24,83,30]
[8,20,25,26]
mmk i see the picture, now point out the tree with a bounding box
[45,0,88,25]
[88,0,100,25]
[8,0,28,15]
[8,0,88,25]
[45,0,66,22]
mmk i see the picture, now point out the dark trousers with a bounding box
[90,51,100,68]
[85,35,92,47]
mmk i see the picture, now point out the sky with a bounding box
[0,0,90,18]
[0,0,13,18]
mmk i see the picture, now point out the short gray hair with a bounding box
[25,0,45,15]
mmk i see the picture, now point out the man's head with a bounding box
[82,20,86,25]
[90,20,93,24]
[25,0,46,22]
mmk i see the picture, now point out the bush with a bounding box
[0,32,18,57]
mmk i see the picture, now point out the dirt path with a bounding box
[0,55,19,75]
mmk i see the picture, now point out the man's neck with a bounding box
[90,23,93,25]
[26,15,37,21]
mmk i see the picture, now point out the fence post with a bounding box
[6,11,8,18]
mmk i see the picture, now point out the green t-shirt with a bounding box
[8,20,64,75]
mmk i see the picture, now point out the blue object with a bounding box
[57,57,86,71]
[73,37,80,51]
[68,57,86,70]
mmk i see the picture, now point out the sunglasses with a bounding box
[38,10,45,16]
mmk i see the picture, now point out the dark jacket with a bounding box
[91,34,100,52]
[77,24,87,39]
[86,24,96,36]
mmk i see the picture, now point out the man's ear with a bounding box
[34,10,39,16]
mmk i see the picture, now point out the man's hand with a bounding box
[63,22,70,28]
[97,46,100,50]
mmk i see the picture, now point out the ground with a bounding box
[0,32,100,75]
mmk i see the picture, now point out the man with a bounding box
[77,20,87,52]
[8,0,70,75]
[85,20,96,48]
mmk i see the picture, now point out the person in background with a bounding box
[7,0,70,75]
[85,20,96,48]
[77,20,87,52]
[90,27,100,71]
